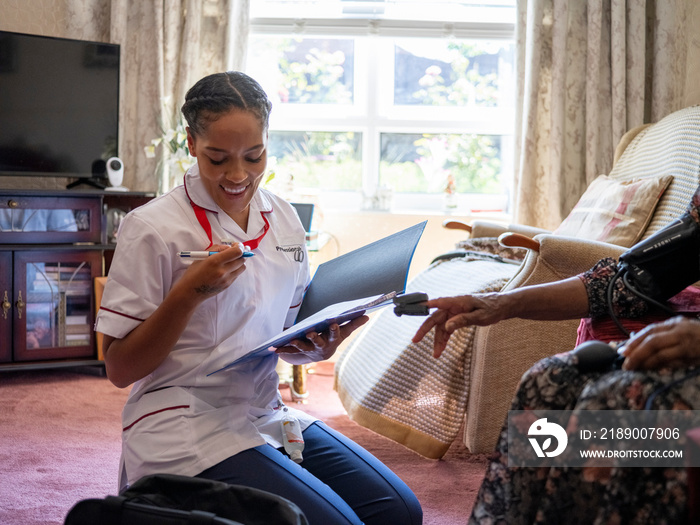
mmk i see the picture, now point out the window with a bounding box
[246,0,516,213]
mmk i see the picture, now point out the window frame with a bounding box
[247,13,516,213]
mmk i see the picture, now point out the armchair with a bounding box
[335,105,700,456]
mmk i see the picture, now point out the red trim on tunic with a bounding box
[122,405,190,431]
[191,201,214,249]
[187,197,273,252]
[184,173,274,251]
[243,210,271,250]
[99,306,145,322]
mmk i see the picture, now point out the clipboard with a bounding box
[296,220,427,321]
[208,292,397,374]
[208,221,427,375]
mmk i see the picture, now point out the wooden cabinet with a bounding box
[2,248,101,362]
[0,189,154,370]
[0,251,11,362]
[0,194,102,244]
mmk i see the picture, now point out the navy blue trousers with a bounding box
[197,421,423,525]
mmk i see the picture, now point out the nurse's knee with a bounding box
[367,484,423,525]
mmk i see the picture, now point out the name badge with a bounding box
[276,244,305,263]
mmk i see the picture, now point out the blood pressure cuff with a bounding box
[618,212,700,302]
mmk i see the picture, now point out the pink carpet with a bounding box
[0,362,488,524]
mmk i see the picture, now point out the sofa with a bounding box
[334,104,700,456]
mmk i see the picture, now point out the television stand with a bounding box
[0,189,156,370]
[66,178,107,190]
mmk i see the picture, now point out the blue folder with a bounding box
[209,220,427,375]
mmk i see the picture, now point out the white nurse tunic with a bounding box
[95,166,314,490]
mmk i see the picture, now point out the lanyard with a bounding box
[188,198,270,250]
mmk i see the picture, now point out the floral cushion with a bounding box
[553,174,674,247]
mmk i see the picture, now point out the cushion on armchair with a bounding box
[553,174,673,247]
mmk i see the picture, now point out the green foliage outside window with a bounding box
[268,131,362,191]
[388,40,508,194]
[263,36,509,195]
[277,38,353,105]
[409,42,501,107]
[380,133,502,194]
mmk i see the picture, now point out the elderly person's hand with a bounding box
[275,315,369,365]
[622,316,700,370]
[412,294,506,358]
[412,276,591,359]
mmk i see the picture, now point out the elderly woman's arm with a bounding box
[580,257,651,319]
[413,275,590,358]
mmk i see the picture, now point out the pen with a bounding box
[177,250,255,258]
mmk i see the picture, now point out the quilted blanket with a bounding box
[334,249,521,459]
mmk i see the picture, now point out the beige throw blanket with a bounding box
[334,251,520,459]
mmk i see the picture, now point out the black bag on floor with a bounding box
[65,473,309,525]
[65,496,242,525]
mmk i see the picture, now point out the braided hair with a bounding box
[181,71,272,137]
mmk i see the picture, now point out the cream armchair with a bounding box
[457,108,700,452]
[335,105,700,456]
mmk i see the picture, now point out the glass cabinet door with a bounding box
[13,250,101,361]
[0,195,102,244]
[0,252,10,362]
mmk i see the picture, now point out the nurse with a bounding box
[95,71,422,525]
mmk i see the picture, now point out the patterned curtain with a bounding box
[513,0,693,230]
[109,0,250,193]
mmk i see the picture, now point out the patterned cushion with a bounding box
[553,174,673,247]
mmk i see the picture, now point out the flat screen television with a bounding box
[0,30,120,187]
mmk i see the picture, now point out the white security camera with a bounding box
[106,157,127,190]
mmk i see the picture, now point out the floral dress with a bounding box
[468,214,700,523]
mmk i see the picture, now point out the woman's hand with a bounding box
[412,293,506,358]
[103,242,251,387]
[175,243,249,303]
[275,315,370,365]
[621,316,700,371]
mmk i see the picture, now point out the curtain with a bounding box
[513,0,692,230]
[109,0,250,193]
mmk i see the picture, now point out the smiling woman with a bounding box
[94,71,422,525]
[185,109,268,230]
[181,72,273,229]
